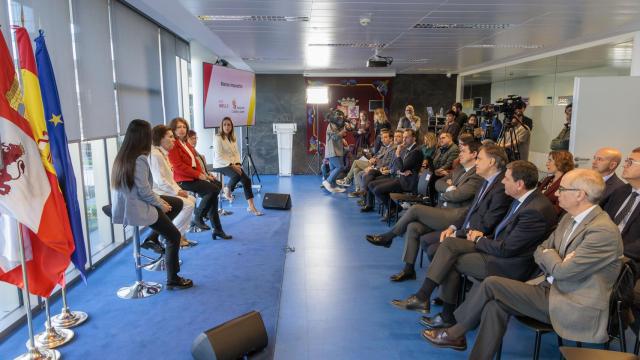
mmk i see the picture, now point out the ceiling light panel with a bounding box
[198,15,309,22]
[413,23,514,29]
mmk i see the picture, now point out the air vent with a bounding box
[413,23,513,30]
[241,57,296,61]
[308,43,386,48]
[396,58,431,63]
[198,15,309,22]
[464,44,543,49]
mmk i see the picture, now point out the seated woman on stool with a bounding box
[168,117,231,240]
[212,117,263,216]
[149,125,198,247]
[111,119,192,290]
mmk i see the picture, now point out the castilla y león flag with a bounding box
[0,28,75,297]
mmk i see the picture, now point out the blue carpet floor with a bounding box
[1,175,634,359]
[0,175,291,359]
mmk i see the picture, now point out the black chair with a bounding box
[387,170,432,226]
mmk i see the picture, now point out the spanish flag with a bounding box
[0,27,75,297]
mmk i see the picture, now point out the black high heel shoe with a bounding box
[212,230,232,240]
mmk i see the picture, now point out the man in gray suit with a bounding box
[422,168,623,359]
[365,140,483,281]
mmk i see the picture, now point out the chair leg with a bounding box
[419,249,424,269]
[387,198,392,226]
[634,332,640,355]
[576,341,582,348]
[495,341,502,360]
[533,331,542,360]
[617,301,627,352]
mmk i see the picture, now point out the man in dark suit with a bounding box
[604,147,640,263]
[368,128,423,220]
[591,147,625,206]
[391,160,557,319]
[366,143,509,283]
[422,169,622,359]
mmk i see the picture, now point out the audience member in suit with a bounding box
[441,110,461,140]
[433,151,484,209]
[360,131,402,210]
[351,130,396,198]
[168,117,230,240]
[422,169,622,359]
[591,147,625,206]
[538,150,575,215]
[366,142,500,282]
[392,161,557,319]
[604,148,640,264]
[111,119,192,290]
[368,129,423,220]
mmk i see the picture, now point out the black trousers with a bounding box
[178,179,223,230]
[150,195,182,282]
[214,165,254,200]
[369,177,403,210]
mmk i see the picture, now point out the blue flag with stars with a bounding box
[35,30,87,281]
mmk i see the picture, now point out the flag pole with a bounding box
[15,228,59,360]
[51,275,88,328]
[33,298,73,349]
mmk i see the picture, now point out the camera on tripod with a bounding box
[495,95,525,126]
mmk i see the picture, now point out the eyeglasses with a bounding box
[624,158,640,167]
[557,186,582,193]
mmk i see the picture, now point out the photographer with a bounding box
[462,114,483,141]
[322,111,349,193]
[480,107,502,141]
[515,102,533,131]
[498,113,531,161]
[550,103,572,151]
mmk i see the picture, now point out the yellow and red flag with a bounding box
[0,27,75,297]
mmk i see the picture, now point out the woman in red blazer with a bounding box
[538,150,575,215]
[168,118,231,240]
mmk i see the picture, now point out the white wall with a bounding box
[190,41,219,160]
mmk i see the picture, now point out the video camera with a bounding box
[495,95,525,126]
[325,108,354,131]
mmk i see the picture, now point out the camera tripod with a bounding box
[498,120,520,162]
[241,126,261,185]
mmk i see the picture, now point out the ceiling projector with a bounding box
[367,55,393,68]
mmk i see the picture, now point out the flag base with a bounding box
[51,307,88,329]
[117,280,162,299]
[32,325,74,349]
[15,347,60,360]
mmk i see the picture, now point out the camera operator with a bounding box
[550,103,572,151]
[515,102,533,131]
[452,102,468,128]
[397,105,421,132]
[498,113,531,161]
[462,114,483,141]
[479,106,502,141]
[322,111,349,193]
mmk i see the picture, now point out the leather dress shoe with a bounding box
[422,328,467,351]
[365,234,392,248]
[357,199,366,206]
[166,276,193,290]
[212,230,232,240]
[389,270,416,282]
[141,236,164,254]
[360,205,374,213]
[431,297,444,306]
[420,313,454,329]
[391,295,430,313]
[191,218,210,231]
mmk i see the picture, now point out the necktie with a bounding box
[614,192,638,225]
[560,218,577,256]
[462,180,488,229]
[494,200,520,238]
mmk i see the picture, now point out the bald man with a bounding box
[592,147,625,206]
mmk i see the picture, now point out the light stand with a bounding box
[241,126,262,186]
[306,86,329,176]
[306,104,322,175]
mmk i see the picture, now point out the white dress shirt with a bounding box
[149,146,182,196]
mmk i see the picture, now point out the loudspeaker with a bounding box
[262,193,291,210]
[191,311,268,360]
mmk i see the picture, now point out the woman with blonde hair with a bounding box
[373,107,391,154]
[421,132,438,169]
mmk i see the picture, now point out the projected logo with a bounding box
[231,98,245,114]
[218,99,229,109]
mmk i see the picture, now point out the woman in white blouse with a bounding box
[149,125,197,246]
[212,117,263,216]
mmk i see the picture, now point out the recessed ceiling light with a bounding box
[413,23,513,30]
[198,15,309,22]
[464,44,543,49]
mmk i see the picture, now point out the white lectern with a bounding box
[273,123,297,176]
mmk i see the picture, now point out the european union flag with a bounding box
[35,30,87,281]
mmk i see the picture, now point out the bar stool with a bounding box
[102,205,162,299]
